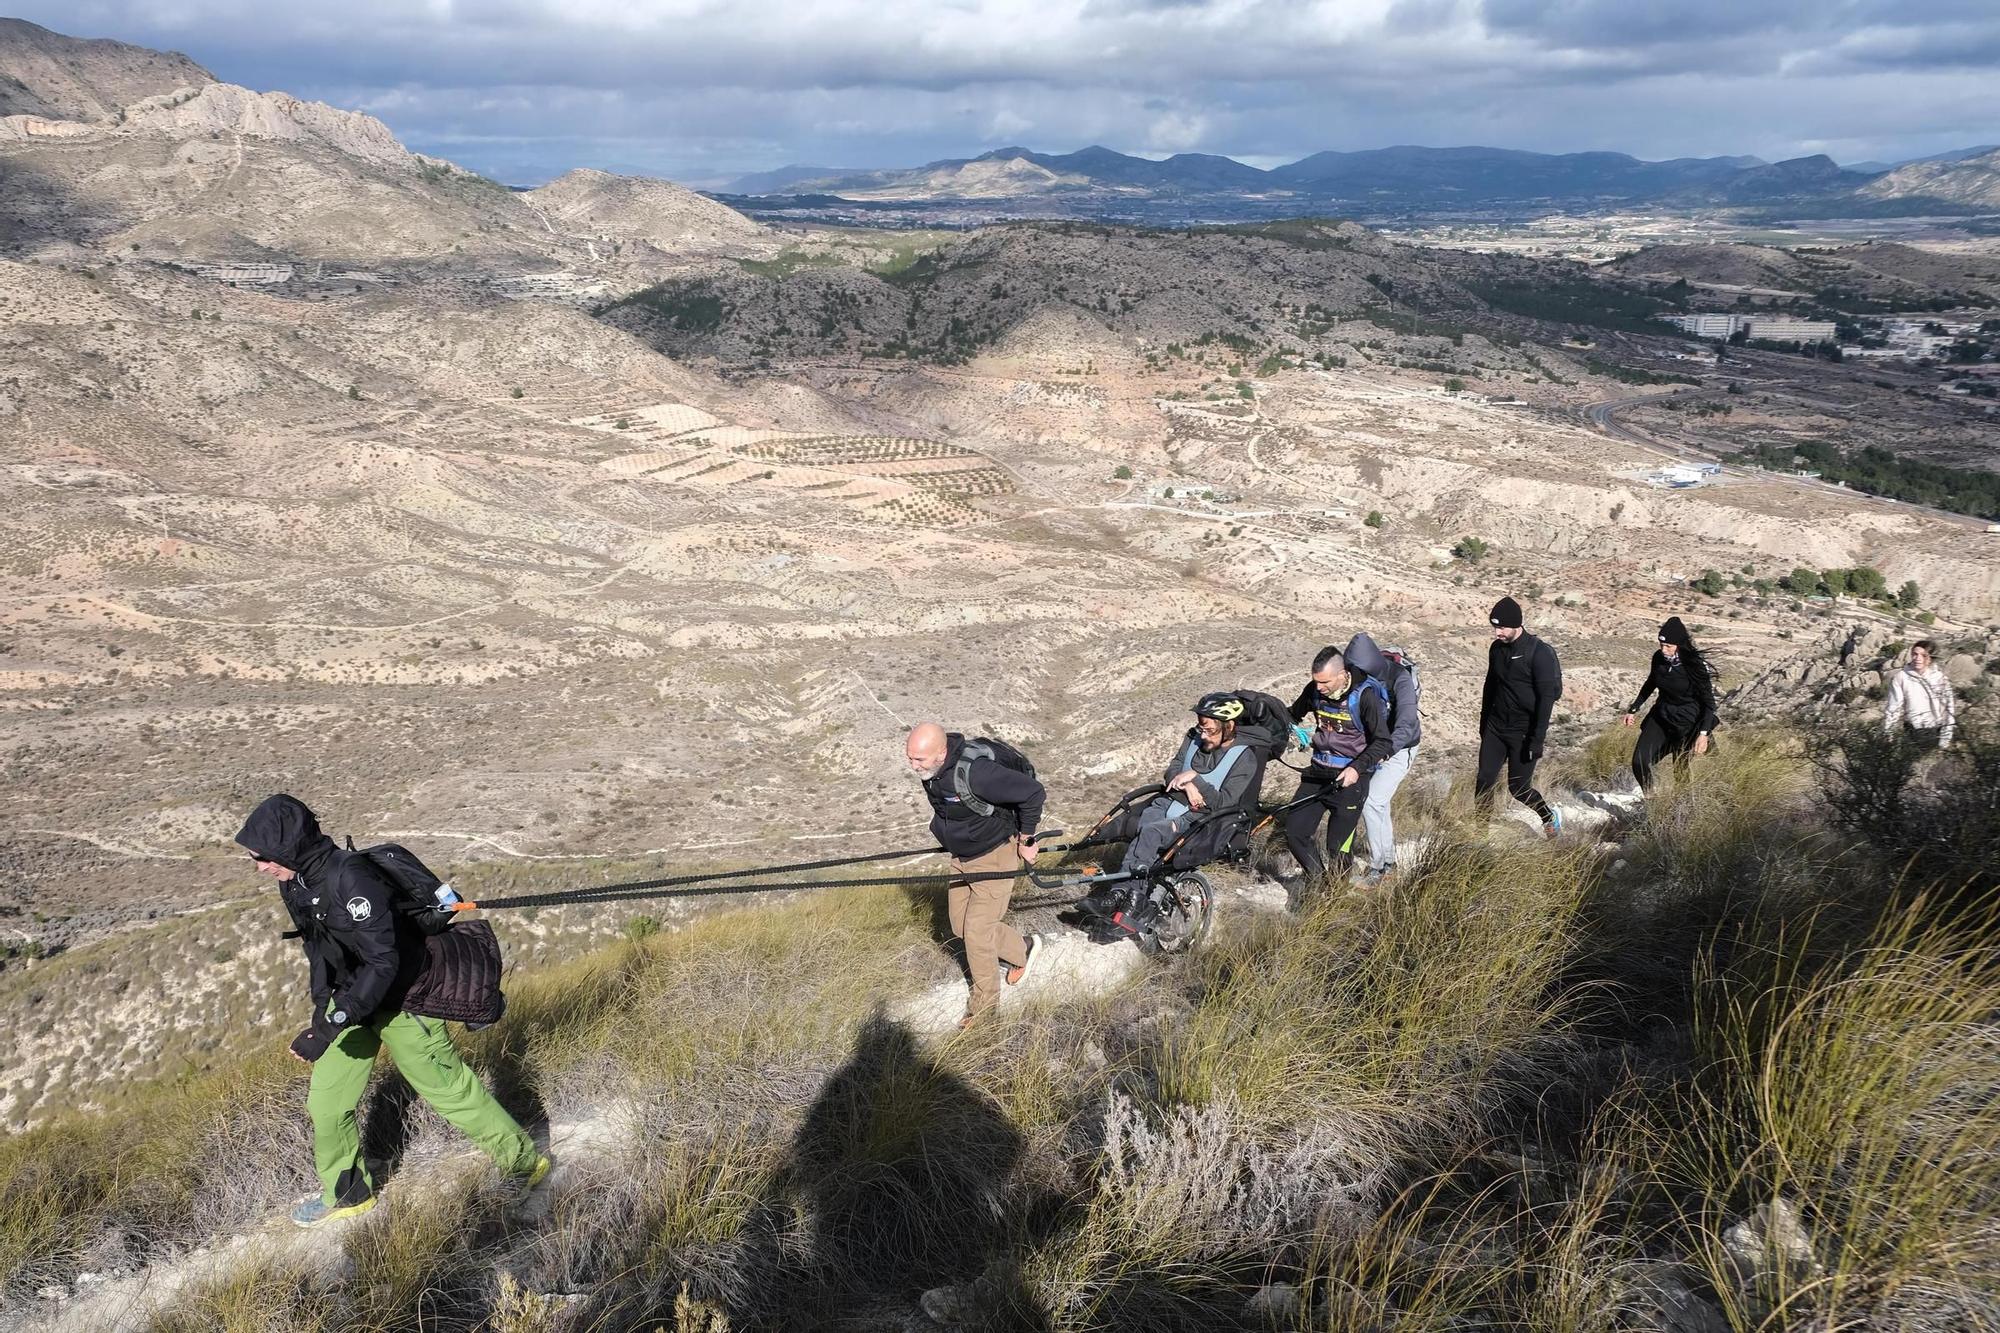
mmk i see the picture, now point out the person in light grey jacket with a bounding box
[1343,633,1421,884]
[1883,640,1956,750]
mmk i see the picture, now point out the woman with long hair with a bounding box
[1622,616,1717,790]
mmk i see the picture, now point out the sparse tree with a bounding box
[1691,569,1725,597]
[1454,535,1490,563]
[1113,465,1133,480]
[1782,566,1822,596]
[1821,567,1850,598]
[1364,510,1385,529]
[347,384,360,401]
[1846,566,1887,600]
[1898,580,1921,609]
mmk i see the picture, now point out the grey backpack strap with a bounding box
[952,742,997,818]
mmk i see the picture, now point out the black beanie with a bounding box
[1489,596,1523,629]
[1659,616,1692,649]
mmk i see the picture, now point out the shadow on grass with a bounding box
[742,1010,1049,1331]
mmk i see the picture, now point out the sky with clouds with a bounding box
[20,0,2000,185]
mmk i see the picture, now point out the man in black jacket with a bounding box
[1622,616,1717,789]
[907,724,1045,1029]
[236,794,547,1228]
[1475,597,1562,837]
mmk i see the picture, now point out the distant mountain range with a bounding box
[724,143,2000,214]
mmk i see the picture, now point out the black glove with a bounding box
[1520,739,1543,765]
[289,1003,351,1062]
[290,1025,335,1061]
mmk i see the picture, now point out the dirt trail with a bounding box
[18,1109,631,1333]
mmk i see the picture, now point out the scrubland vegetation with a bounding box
[3,725,1996,1331]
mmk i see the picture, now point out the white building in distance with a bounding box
[1743,317,1836,343]
[1661,313,1837,344]
[1662,313,1745,339]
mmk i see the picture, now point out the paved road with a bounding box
[1580,392,1989,533]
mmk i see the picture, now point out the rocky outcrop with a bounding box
[118,82,420,172]
[0,17,212,123]
[525,167,773,255]
[1858,147,2000,209]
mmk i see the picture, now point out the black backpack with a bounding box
[349,839,507,1027]
[345,838,457,937]
[952,737,1037,817]
[1227,690,1296,763]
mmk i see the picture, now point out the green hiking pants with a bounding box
[307,1009,537,1206]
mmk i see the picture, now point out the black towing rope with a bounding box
[449,830,1085,914]
[448,787,1328,918]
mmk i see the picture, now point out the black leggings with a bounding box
[1284,770,1370,882]
[1474,730,1553,822]
[1632,714,1698,790]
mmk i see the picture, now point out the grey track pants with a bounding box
[1361,747,1412,871]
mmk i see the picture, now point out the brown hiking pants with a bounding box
[948,841,1028,1019]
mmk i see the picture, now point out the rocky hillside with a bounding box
[525,167,775,256]
[0,18,210,122]
[1859,145,2000,209]
[4,725,1997,1333]
[0,20,769,265]
[599,217,1669,365]
[1608,240,2000,306]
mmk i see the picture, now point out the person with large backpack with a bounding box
[235,794,547,1229]
[1476,596,1563,836]
[1342,633,1421,885]
[907,723,1046,1029]
[1285,646,1394,892]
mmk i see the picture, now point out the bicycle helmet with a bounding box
[1193,692,1245,722]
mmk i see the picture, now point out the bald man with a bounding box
[907,723,1046,1028]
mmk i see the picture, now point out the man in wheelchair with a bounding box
[1077,693,1267,933]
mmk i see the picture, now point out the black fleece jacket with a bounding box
[237,794,423,1024]
[1629,652,1718,734]
[1479,632,1561,746]
[921,733,1047,859]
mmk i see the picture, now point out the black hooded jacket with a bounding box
[236,795,424,1024]
[1629,618,1718,734]
[920,733,1047,859]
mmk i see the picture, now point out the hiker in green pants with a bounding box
[238,794,549,1228]
[304,1010,543,1217]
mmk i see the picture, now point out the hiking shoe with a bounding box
[1544,809,1564,840]
[1076,883,1121,919]
[291,1194,376,1229]
[1005,935,1040,987]
[1116,892,1162,935]
[519,1154,553,1190]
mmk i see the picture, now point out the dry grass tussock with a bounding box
[4,726,1997,1331]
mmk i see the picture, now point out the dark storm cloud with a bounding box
[13,0,1996,182]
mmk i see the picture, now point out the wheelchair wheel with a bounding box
[1139,870,1214,956]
